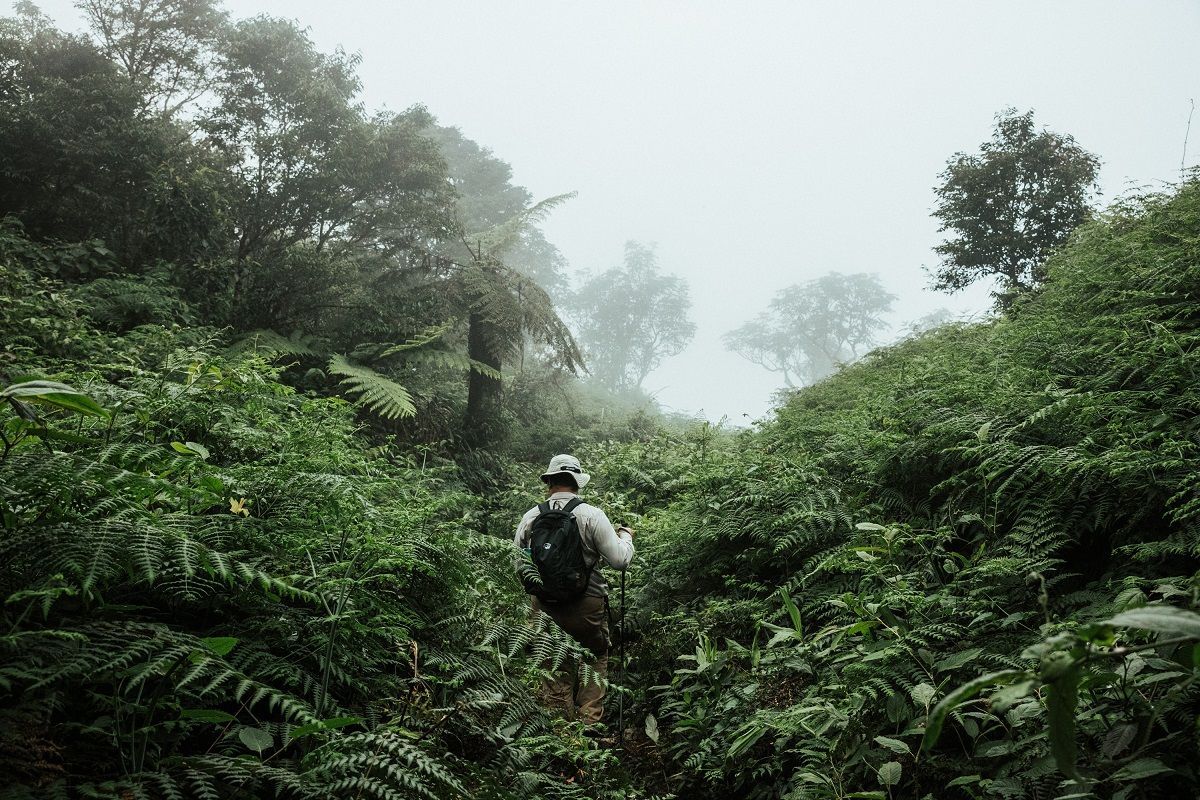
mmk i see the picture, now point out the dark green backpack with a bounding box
[519,498,592,604]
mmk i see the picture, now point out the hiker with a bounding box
[514,454,634,727]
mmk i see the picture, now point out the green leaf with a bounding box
[2,380,109,418]
[921,670,1027,752]
[199,475,225,493]
[934,648,982,672]
[170,441,210,460]
[1101,606,1200,639]
[467,358,503,379]
[289,716,363,741]
[231,329,320,357]
[909,682,937,707]
[878,760,902,786]
[885,692,908,723]
[1111,757,1174,781]
[200,637,238,657]
[180,709,237,723]
[473,192,576,256]
[320,716,361,731]
[376,323,452,355]
[171,441,210,459]
[238,726,274,753]
[874,735,911,755]
[1102,723,1137,758]
[288,722,323,741]
[727,721,766,757]
[1046,666,1080,779]
[990,679,1036,712]
[31,427,94,445]
[779,587,803,634]
[2,380,77,398]
[645,712,660,744]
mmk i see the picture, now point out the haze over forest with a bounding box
[29,0,1200,420]
[7,1,1200,797]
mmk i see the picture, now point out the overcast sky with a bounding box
[28,0,1200,422]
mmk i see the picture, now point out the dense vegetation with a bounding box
[1,225,656,799]
[586,181,1200,799]
[2,2,1199,799]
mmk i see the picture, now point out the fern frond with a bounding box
[473,193,577,258]
[377,323,454,357]
[396,348,502,379]
[327,355,416,420]
[229,329,321,358]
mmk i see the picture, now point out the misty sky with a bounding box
[28,1,1200,422]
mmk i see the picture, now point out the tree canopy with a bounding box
[931,108,1100,308]
[569,241,696,392]
[724,271,895,387]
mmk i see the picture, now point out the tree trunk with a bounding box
[463,311,505,449]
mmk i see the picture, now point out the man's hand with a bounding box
[617,525,635,539]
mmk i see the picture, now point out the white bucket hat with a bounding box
[540,453,591,490]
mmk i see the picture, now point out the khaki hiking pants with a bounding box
[532,595,609,725]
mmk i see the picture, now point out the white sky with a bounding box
[24,0,1200,422]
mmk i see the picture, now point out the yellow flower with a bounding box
[229,497,250,517]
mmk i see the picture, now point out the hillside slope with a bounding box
[579,180,1200,799]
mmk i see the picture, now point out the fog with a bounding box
[31,0,1200,422]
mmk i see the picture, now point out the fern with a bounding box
[327,354,417,419]
[229,329,322,357]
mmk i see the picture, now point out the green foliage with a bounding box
[0,0,604,461]
[0,18,224,267]
[0,234,649,799]
[78,0,227,117]
[583,180,1200,799]
[932,108,1101,307]
[327,353,417,419]
[7,2,1199,798]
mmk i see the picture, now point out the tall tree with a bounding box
[570,241,696,392]
[932,109,1100,308]
[201,16,363,270]
[725,272,894,387]
[429,126,580,449]
[77,0,227,118]
[200,18,452,321]
[0,10,222,267]
[453,196,581,449]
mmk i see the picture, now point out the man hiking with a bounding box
[514,454,634,729]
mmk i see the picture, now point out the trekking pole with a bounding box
[617,568,626,747]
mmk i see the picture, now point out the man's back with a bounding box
[514,491,633,598]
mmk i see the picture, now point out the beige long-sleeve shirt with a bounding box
[513,491,634,597]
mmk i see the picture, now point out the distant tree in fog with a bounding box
[932,108,1100,309]
[725,272,894,387]
[902,307,960,336]
[571,241,696,391]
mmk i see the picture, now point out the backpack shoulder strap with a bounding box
[537,501,551,515]
[562,498,584,514]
